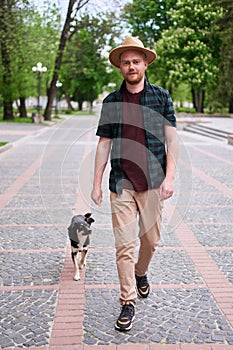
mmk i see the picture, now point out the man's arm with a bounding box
[159,125,179,200]
[91,137,112,206]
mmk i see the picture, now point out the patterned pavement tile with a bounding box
[0,289,57,348]
[0,252,65,286]
[191,224,233,247]
[207,250,233,283]
[84,288,233,345]
[0,226,67,250]
[85,249,203,285]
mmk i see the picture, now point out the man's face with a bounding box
[119,50,148,85]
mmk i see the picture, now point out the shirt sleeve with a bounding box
[96,99,117,139]
[164,92,176,128]
[96,108,113,138]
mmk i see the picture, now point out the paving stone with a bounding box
[149,250,203,284]
[0,207,71,225]
[5,194,51,208]
[186,192,233,206]
[84,288,233,345]
[208,250,233,283]
[191,224,233,247]
[182,177,220,194]
[1,117,233,349]
[0,289,57,348]
[85,249,203,285]
[159,225,181,247]
[0,226,67,250]
[183,207,232,223]
[0,251,65,286]
[90,221,180,249]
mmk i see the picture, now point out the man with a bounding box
[91,37,178,331]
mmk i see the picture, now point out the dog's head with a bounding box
[68,213,95,242]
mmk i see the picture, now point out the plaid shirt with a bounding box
[96,79,176,194]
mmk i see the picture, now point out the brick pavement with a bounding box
[0,115,233,350]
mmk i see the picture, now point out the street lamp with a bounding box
[55,80,62,116]
[32,62,47,119]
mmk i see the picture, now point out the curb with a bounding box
[0,143,12,154]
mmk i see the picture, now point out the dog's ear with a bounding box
[84,213,92,219]
[86,217,95,225]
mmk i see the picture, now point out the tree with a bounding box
[0,0,26,120]
[122,0,177,47]
[214,0,233,113]
[121,0,177,80]
[43,0,90,121]
[155,0,222,112]
[60,12,121,111]
[0,1,61,120]
[18,4,60,117]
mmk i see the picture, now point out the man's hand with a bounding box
[159,178,174,201]
[91,187,103,206]
[160,125,178,201]
[91,137,111,207]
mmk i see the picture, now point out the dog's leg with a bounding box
[79,250,87,269]
[72,251,80,281]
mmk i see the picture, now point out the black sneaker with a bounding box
[135,274,150,298]
[115,301,135,331]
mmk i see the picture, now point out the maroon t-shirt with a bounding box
[121,89,149,191]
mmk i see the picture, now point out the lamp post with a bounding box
[32,62,47,119]
[55,81,62,116]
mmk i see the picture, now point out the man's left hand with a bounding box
[159,178,174,200]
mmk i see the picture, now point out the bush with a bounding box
[175,107,196,114]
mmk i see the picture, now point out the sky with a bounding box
[32,0,131,20]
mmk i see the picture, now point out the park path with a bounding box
[0,115,233,350]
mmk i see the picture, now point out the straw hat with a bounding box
[109,37,157,68]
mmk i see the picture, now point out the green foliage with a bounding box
[121,0,233,112]
[0,0,61,119]
[0,0,231,120]
[156,27,219,87]
[213,0,233,111]
[157,0,222,83]
[172,83,192,104]
[0,115,32,123]
[122,0,177,46]
[153,0,223,111]
[60,12,121,110]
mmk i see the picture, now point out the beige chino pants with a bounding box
[110,189,163,305]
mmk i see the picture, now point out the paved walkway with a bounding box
[0,115,233,350]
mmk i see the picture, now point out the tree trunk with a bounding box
[3,101,14,120]
[191,87,196,111]
[65,95,75,111]
[197,88,205,113]
[229,95,233,113]
[18,97,27,117]
[0,0,14,120]
[78,100,83,111]
[192,87,205,113]
[43,0,90,121]
[89,100,94,112]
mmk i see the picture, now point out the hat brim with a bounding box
[109,46,157,68]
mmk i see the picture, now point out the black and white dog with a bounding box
[68,213,95,281]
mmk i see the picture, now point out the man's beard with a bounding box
[125,73,144,85]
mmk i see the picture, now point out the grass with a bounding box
[0,109,95,123]
[0,142,8,147]
[0,116,33,123]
